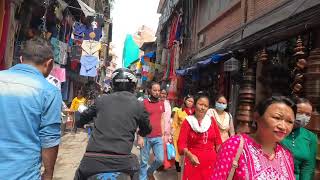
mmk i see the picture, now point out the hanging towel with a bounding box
[80,55,98,77]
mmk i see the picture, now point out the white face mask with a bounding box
[295,113,311,127]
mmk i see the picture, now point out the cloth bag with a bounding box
[163,142,175,169]
[166,143,176,160]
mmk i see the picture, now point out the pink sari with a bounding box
[212,134,295,180]
[163,100,175,169]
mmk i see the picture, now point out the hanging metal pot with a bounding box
[237,110,253,116]
[239,88,256,95]
[239,94,256,99]
[236,114,252,122]
[239,99,255,103]
[238,104,254,111]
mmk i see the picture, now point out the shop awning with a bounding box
[144,52,156,59]
[176,53,227,76]
[76,0,96,17]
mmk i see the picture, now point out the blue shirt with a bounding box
[80,55,98,77]
[0,64,62,179]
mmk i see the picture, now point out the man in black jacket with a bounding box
[74,68,152,180]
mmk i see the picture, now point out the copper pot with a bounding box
[239,88,256,94]
[308,55,320,60]
[239,98,255,103]
[296,59,307,69]
[238,104,254,111]
[239,93,256,99]
[237,110,253,116]
[236,115,252,122]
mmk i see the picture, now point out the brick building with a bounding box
[157,0,320,177]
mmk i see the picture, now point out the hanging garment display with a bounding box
[161,48,168,65]
[51,65,66,82]
[70,45,82,60]
[73,22,86,40]
[84,27,102,41]
[59,41,68,65]
[148,62,155,81]
[81,40,101,59]
[50,37,68,65]
[0,1,10,70]
[80,55,98,77]
[50,37,60,64]
[168,76,178,100]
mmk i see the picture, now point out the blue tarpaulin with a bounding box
[176,54,224,76]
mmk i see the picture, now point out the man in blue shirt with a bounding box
[0,38,62,180]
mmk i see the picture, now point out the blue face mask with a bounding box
[215,102,227,111]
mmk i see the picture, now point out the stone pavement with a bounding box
[53,130,177,180]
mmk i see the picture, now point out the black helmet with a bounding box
[111,68,137,93]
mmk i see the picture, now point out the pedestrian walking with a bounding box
[207,95,235,142]
[74,68,152,180]
[213,96,296,179]
[172,95,194,175]
[138,82,165,180]
[160,89,175,169]
[282,98,318,180]
[178,93,222,180]
[0,38,62,180]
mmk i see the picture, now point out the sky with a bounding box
[111,0,160,67]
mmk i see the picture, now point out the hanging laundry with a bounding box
[70,45,82,60]
[168,14,180,48]
[168,76,178,100]
[148,62,155,81]
[80,55,98,77]
[50,37,68,65]
[0,0,9,70]
[73,22,86,40]
[59,41,68,65]
[84,26,102,41]
[51,65,66,82]
[81,40,101,59]
[50,37,60,64]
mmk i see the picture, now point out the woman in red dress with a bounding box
[178,93,222,180]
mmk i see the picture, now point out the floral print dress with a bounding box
[212,134,295,180]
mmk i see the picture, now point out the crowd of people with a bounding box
[0,38,318,180]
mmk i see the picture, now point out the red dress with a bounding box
[178,117,222,180]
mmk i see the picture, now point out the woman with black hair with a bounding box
[282,98,318,180]
[178,93,222,180]
[172,95,195,174]
[207,95,235,142]
[213,96,296,179]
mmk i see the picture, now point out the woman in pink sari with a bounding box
[160,89,175,169]
[212,96,297,180]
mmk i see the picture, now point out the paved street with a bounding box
[53,130,177,180]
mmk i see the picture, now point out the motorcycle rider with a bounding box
[74,68,152,180]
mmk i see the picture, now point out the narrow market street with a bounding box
[1,0,320,179]
[53,131,177,180]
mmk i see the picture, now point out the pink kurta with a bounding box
[212,134,295,180]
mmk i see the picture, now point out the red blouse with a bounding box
[178,116,222,180]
